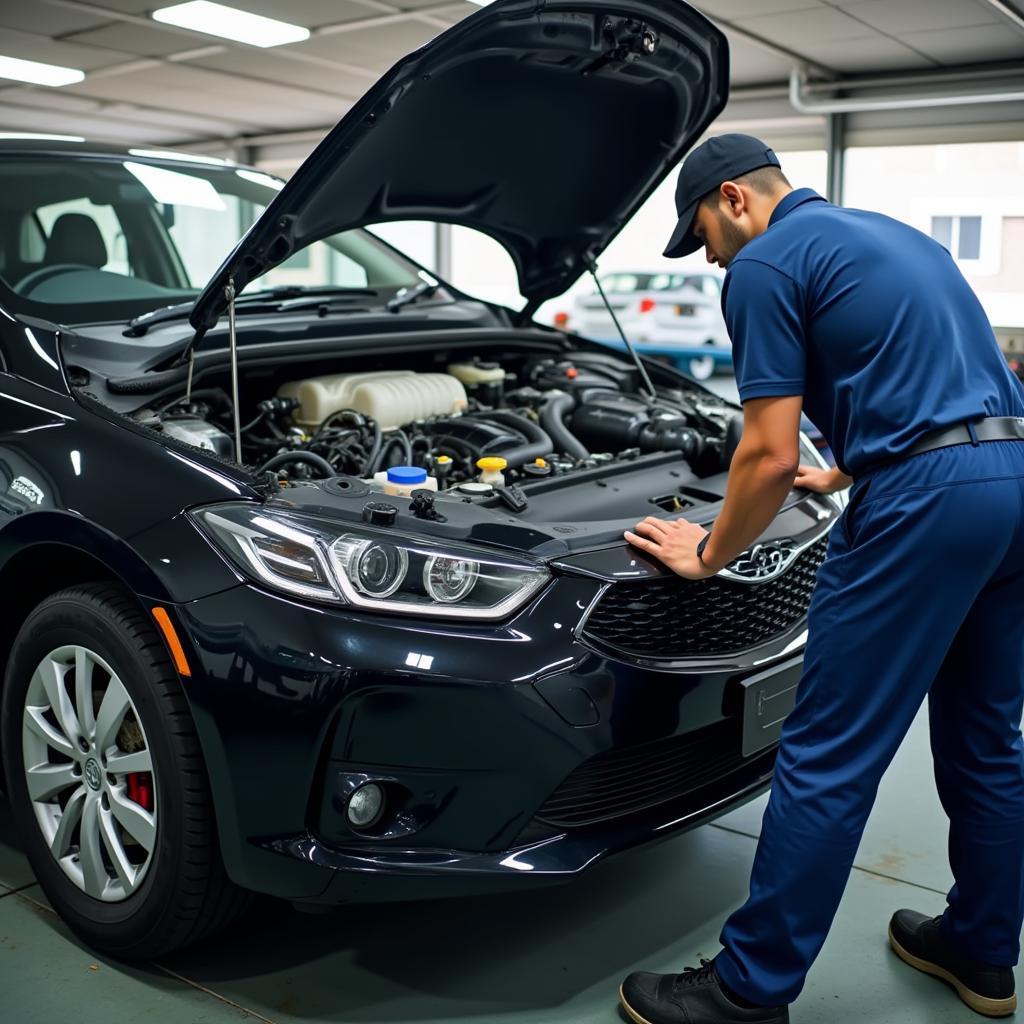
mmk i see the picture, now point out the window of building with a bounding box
[930,215,982,260]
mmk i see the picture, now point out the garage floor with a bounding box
[2,707,1020,1024]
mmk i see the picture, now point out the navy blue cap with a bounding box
[663,133,781,258]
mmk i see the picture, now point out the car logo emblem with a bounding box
[84,758,102,791]
[720,539,796,584]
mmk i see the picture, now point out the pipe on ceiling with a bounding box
[788,68,1024,114]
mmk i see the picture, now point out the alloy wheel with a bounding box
[21,645,157,902]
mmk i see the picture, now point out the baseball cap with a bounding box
[663,133,781,258]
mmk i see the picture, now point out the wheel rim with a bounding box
[689,355,714,380]
[21,645,157,902]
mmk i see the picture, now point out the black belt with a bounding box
[856,416,1024,479]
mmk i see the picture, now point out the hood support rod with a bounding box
[583,255,657,403]
[226,279,243,463]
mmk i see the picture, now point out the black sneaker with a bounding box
[888,909,1017,1018]
[619,959,789,1024]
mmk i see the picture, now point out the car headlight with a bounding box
[190,503,549,619]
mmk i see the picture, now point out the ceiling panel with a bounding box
[694,0,823,14]
[0,4,108,35]
[835,0,998,34]
[899,22,1024,62]
[0,27,129,71]
[742,6,880,44]
[240,0,388,26]
[295,20,440,72]
[185,49,372,98]
[63,22,206,56]
[720,36,794,85]
[806,35,936,71]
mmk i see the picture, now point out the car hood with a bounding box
[189,0,728,333]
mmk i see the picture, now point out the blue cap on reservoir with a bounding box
[386,466,428,485]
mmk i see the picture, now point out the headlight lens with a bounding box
[191,503,548,619]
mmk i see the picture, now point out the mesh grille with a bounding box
[534,718,754,828]
[582,535,829,660]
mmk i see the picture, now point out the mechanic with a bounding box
[618,133,1024,1024]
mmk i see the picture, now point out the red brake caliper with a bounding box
[126,773,154,812]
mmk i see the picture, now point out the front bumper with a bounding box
[172,557,813,904]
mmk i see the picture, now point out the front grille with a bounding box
[534,718,755,828]
[582,534,829,660]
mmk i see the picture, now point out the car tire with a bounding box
[0,583,250,959]
[688,345,716,381]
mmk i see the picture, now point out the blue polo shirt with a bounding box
[721,187,1024,477]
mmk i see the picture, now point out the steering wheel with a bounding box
[13,263,97,295]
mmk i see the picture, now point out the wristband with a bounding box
[696,530,712,569]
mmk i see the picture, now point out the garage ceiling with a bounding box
[0,0,1022,157]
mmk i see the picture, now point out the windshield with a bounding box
[0,155,423,324]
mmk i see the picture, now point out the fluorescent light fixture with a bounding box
[236,168,285,191]
[152,2,310,47]
[124,161,226,211]
[0,132,84,142]
[465,0,494,5]
[0,55,84,87]
[129,147,228,165]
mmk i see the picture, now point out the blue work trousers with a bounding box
[714,437,1024,1006]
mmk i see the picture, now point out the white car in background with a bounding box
[560,270,729,380]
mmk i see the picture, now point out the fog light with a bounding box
[347,783,385,828]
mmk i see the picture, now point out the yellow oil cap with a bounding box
[435,455,452,464]
[477,456,508,471]
[534,457,548,467]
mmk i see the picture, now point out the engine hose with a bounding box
[362,419,383,475]
[258,451,335,478]
[470,410,556,468]
[539,393,590,460]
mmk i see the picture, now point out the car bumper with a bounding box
[172,572,807,903]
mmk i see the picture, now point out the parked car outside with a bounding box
[560,270,729,380]
[0,0,840,960]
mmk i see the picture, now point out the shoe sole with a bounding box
[888,924,1017,1018]
[618,984,655,1024]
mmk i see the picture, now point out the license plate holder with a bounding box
[739,656,803,757]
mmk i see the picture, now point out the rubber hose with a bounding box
[539,393,590,460]
[474,410,556,468]
[259,451,335,477]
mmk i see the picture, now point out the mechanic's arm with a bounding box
[625,258,817,579]
[624,395,802,577]
[700,395,802,570]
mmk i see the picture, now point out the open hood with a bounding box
[189,0,728,333]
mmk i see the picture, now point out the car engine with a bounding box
[147,352,742,501]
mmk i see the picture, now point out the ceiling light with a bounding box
[0,132,85,141]
[0,55,84,87]
[129,147,229,165]
[465,0,495,5]
[152,2,310,48]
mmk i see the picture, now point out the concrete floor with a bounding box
[2,707,1019,1024]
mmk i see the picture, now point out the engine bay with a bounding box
[133,346,745,522]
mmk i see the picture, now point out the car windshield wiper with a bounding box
[386,279,440,312]
[124,286,379,336]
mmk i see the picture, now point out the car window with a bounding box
[0,157,423,324]
[36,197,132,276]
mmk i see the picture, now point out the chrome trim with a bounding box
[716,519,836,585]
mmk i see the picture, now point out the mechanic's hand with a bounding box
[794,463,844,494]
[624,516,718,580]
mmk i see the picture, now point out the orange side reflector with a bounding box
[151,606,192,677]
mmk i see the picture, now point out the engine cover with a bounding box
[278,371,467,430]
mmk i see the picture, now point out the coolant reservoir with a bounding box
[278,371,467,430]
[447,362,505,386]
[372,466,438,498]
